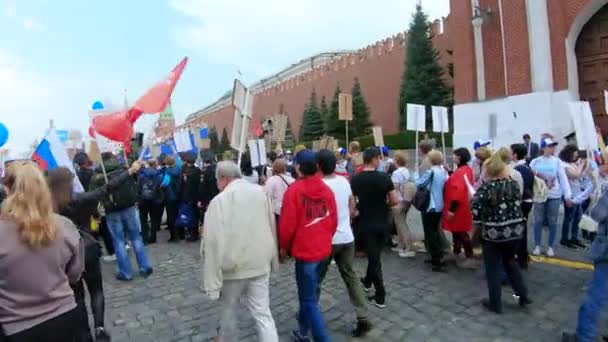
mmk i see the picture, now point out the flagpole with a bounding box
[238,90,250,169]
[89,117,109,184]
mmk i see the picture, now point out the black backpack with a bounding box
[102,170,138,212]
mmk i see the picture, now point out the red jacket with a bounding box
[279,175,338,262]
[442,165,474,232]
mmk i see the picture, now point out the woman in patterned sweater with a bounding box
[472,147,532,314]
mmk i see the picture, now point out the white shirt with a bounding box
[323,175,354,245]
[391,167,410,202]
[264,173,295,215]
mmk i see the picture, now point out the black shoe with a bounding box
[351,320,373,337]
[431,261,447,273]
[518,296,533,307]
[115,274,132,282]
[290,330,311,342]
[367,296,386,309]
[560,240,577,249]
[95,327,111,342]
[424,259,433,264]
[167,237,179,243]
[481,298,502,314]
[360,278,371,292]
[561,332,577,342]
[186,236,199,242]
[140,268,153,278]
[571,239,586,248]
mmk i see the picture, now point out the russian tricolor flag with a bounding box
[32,129,84,193]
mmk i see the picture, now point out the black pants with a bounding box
[362,229,387,300]
[421,211,444,265]
[482,240,528,311]
[74,244,105,341]
[517,202,533,267]
[99,217,114,256]
[139,200,163,243]
[7,308,80,342]
[452,232,473,258]
[166,201,179,240]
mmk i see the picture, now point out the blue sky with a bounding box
[0,0,449,156]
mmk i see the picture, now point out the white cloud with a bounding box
[170,0,450,79]
[22,18,47,32]
[4,1,16,17]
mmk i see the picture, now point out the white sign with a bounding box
[231,79,255,153]
[372,126,384,147]
[406,103,426,132]
[431,106,449,133]
[247,139,267,167]
[175,130,193,152]
[568,101,599,151]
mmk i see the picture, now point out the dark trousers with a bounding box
[317,243,368,321]
[561,202,583,243]
[362,229,386,300]
[7,308,79,342]
[421,211,444,265]
[74,244,106,341]
[99,217,114,256]
[138,200,163,243]
[482,240,528,311]
[166,201,179,240]
[452,232,473,258]
[517,202,532,267]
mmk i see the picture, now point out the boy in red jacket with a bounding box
[279,149,338,342]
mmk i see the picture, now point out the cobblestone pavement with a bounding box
[101,225,606,342]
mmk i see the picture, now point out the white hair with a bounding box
[216,161,242,179]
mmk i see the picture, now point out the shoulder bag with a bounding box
[412,170,434,211]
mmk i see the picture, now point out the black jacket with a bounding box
[91,158,138,212]
[181,164,201,204]
[77,167,95,192]
[199,163,219,209]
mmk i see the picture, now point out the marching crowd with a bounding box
[0,132,607,341]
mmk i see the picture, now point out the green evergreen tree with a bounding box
[299,90,325,142]
[208,126,219,152]
[219,127,230,153]
[351,77,373,136]
[399,4,451,130]
[284,115,296,149]
[320,96,330,134]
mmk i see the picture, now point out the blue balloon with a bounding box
[0,123,8,148]
[91,101,104,111]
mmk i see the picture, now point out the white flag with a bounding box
[604,90,608,115]
[432,106,449,133]
[247,139,267,167]
[175,130,193,153]
[406,103,426,132]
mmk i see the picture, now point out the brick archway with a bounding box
[576,4,608,130]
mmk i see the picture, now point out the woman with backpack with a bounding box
[46,162,141,342]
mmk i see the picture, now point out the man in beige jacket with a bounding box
[201,161,279,342]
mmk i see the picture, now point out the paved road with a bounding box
[101,225,605,342]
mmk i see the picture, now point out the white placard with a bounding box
[175,130,193,152]
[372,126,384,147]
[604,90,608,115]
[232,79,247,113]
[569,101,599,151]
[406,103,426,132]
[431,106,449,133]
[247,139,267,167]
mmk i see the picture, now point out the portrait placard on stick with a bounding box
[339,94,353,121]
[372,126,384,147]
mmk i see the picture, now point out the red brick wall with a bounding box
[183,25,453,139]
[502,0,532,95]
[480,0,507,98]
[450,0,477,103]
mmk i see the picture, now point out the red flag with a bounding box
[91,110,134,143]
[133,57,189,114]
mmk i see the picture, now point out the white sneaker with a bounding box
[391,247,404,253]
[126,244,132,251]
[532,246,541,256]
[399,250,416,258]
[546,247,555,257]
[103,255,117,262]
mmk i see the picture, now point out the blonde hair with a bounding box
[272,158,287,174]
[349,141,361,153]
[428,150,443,166]
[485,147,509,179]
[1,162,57,248]
[394,152,408,167]
[475,146,493,162]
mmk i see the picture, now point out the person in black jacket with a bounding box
[198,150,219,225]
[511,144,535,269]
[180,152,201,242]
[137,160,164,244]
[47,161,141,342]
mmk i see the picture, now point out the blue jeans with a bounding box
[533,199,561,247]
[561,203,582,243]
[576,263,608,341]
[106,206,152,279]
[295,260,329,342]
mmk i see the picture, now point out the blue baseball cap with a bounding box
[294,149,316,165]
[540,138,558,149]
[473,139,492,150]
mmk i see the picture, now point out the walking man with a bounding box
[316,149,373,337]
[280,149,337,342]
[351,147,399,307]
[202,161,279,342]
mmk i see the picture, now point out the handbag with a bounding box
[175,203,196,228]
[412,171,434,211]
